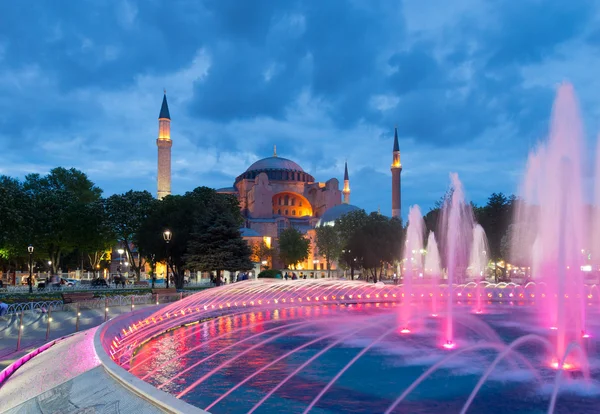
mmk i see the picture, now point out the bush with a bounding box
[258,269,283,279]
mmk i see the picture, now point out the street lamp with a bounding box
[27,245,34,293]
[163,229,172,289]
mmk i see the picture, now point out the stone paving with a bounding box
[0,327,165,414]
[0,304,155,370]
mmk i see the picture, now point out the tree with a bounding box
[185,215,252,285]
[23,167,102,274]
[335,209,368,279]
[0,176,31,270]
[478,193,514,282]
[105,190,156,279]
[250,240,275,268]
[136,186,244,289]
[278,228,310,268]
[315,225,342,277]
[348,213,403,283]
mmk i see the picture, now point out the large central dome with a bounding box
[246,156,304,173]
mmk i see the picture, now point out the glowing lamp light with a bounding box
[550,359,576,371]
[400,328,411,334]
[550,326,558,330]
[582,332,591,339]
[431,313,438,317]
[443,341,456,349]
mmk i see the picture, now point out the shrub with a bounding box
[258,269,283,279]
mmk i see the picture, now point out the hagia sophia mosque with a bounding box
[156,93,402,271]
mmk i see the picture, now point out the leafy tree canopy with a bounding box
[278,227,310,268]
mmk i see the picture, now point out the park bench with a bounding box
[62,292,95,304]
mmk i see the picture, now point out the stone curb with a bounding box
[93,308,209,414]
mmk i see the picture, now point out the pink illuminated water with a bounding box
[424,231,441,316]
[469,224,489,314]
[440,173,475,346]
[512,82,587,364]
[401,205,425,331]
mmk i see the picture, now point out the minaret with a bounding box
[157,91,172,200]
[342,161,350,204]
[391,126,402,218]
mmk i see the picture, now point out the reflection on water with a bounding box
[130,304,600,413]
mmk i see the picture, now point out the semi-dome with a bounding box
[317,204,362,226]
[246,156,304,173]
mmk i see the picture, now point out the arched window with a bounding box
[285,209,289,215]
[291,198,295,206]
[292,210,296,216]
[299,201,303,207]
[277,209,281,215]
[284,195,289,205]
[279,197,283,206]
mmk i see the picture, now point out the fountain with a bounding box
[94,82,600,413]
[400,205,425,332]
[512,83,587,367]
[469,224,489,314]
[424,231,441,316]
[439,173,475,348]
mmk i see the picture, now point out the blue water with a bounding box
[130,304,600,413]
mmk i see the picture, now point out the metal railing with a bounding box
[2,280,213,294]
[0,292,190,355]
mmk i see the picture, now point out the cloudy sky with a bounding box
[1,0,600,219]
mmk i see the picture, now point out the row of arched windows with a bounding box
[235,170,314,183]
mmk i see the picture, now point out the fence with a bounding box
[1,280,213,294]
[0,292,193,358]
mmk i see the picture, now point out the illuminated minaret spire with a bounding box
[391,126,402,218]
[157,91,172,200]
[342,160,350,204]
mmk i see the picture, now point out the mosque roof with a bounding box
[246,156,304,173]
[159,93,170,120]
[240,227,262,237]
[317,203,362,226]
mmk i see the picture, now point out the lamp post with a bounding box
[27,245,34,293]
[163,230,172,289]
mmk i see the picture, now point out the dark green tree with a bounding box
[335,209,368,279]
[0,176,31,270]
[349,213,403,283]
[278,228,310,268]
[478,193,514,281]
[315,225,342,277]
[23,167,102,274]
[105,190,156,278]
[185,215,252,286]
[136,187,244,288]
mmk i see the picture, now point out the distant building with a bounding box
[154,94,403,272]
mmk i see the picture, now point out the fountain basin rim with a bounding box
[94,308,209,414]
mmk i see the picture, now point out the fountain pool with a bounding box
[103,280,600,414]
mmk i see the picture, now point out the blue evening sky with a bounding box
[1,0,599,219]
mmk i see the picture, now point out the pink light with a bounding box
[443,341,455,349]
[475,310,483,314]
[431,313,438,317]
[550,326,558,330]
[400,328,411,334]
[550,359,577,371]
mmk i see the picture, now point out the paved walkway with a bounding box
[0,328,165,414]
[0,303,156,370]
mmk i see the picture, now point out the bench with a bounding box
[62,292,95,304]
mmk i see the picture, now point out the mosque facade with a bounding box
[156,93,402,272]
